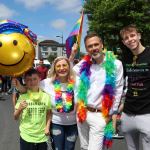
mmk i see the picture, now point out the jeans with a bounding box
[20,137,47,150]
[50,123,78,150]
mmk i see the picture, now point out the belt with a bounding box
[87,106,101,112]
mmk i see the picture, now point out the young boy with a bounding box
[14,69,51,150]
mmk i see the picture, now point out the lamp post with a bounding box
[56,33,64,56]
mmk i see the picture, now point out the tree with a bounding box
[84,0,150,50]
[47,54,57,64]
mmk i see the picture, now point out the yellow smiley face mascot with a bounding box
[0,20,37,76]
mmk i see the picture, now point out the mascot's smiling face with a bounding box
[0,20,36,76]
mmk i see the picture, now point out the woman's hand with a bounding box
[12,78,21,88]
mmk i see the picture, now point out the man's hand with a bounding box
[72,43,78,55]
[69,43,78,62]
[112,114,118,133]
[105,115,111,124]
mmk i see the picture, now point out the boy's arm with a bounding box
[45,109,52,136]
[14,100,28,120]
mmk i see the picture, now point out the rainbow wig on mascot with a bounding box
[0,20,37,76]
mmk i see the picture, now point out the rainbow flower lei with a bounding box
[77,51,116,148]
[53,79,74,113]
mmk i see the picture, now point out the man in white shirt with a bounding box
[69,32,124,150]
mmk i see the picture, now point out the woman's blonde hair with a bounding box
[48,56,75,82]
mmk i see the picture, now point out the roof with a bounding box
[39,40,61,46]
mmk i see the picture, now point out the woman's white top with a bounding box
[40,78,76,125]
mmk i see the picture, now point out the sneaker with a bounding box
[113,133,124,139]
[5,92,8,95]
[7,89,12,94]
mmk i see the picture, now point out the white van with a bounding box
[34,59,51,68]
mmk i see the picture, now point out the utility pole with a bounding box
[56,33,64,56]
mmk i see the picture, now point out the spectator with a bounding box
[36,59,49,80]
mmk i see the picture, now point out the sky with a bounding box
[0,0,88,52]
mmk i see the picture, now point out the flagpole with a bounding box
[76,9,84,48]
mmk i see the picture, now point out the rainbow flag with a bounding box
[65,11,84,58]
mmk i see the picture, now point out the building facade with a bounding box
[35,40,66,60]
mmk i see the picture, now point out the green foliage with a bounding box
[84,0,150,49]
[47,54,57,64]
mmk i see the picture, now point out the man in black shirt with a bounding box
[120,24,150,150]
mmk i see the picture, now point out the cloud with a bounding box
[15,0,49,10]
[37,35,50,40]
[50,19,66,30]
[15,0,82,13]
[0,3,16,19]
[50,0,82,13]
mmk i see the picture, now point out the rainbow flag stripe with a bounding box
[65,11,84,58]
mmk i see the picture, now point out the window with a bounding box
[42,52,49,56]
[42,46,48,52]
[51,46,57,51]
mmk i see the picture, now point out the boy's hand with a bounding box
[18,100,28,111]
[45,127,50,136]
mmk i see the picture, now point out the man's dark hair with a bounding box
[24,68,40,78]
[84,32,102,44]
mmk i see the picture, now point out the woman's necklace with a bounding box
[53,79,74,113]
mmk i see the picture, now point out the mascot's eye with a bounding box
[13,40,18,46]
[0,42,2,47]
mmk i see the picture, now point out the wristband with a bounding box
[112,111,118,115]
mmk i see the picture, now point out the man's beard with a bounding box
[91,52,101,59]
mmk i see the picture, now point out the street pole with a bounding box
[56,33,63,56]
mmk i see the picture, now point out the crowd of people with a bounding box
[0,75,11,95]
[1,24,150,150]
